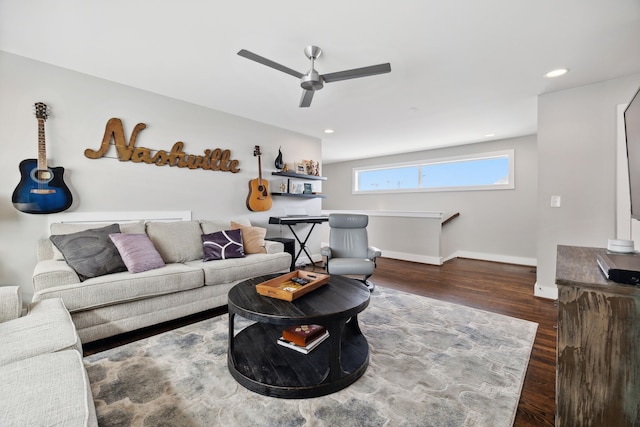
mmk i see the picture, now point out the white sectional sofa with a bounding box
[0,286,98,427]
[32,216,291,343]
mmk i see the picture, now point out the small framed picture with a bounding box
[303,183,312,194]
[296,163,306,174]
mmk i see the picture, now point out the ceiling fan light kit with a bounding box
[238,45,391,107]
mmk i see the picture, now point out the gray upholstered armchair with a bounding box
[321,213,381,291]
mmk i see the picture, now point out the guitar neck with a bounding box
[257,155,263,183]
[37,118,48,171]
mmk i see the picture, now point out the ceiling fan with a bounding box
[237,46,391,107]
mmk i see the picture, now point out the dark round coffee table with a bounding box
[227,274,370,398]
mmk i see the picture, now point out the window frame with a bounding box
[352,149,515,194]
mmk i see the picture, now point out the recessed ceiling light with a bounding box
[544,68,569,78]
[323,129,334,134]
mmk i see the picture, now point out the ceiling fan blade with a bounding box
[237,49,304,79]
[299,90,314,108]
[321,63,391,83]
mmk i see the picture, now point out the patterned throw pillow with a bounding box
[109,233,166,273]
[49,224,127,281]
[202,229,245,261]
[230,221,267,254]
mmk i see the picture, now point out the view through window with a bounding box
[353,150,514,193]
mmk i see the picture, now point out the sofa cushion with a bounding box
[50,221,145,261]
[146,221,203,263]
[0,350,97,427]
[50,224,127,281]
[0,298,81,367]
[109,233,166,273]
[31,264,204,312]
[230,221,267,254]
[189,252,291,286]
[202,229,245,261]
[200,218,250,234]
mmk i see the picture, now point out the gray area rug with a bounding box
[84,286,538,427]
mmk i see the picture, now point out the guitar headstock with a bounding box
[34,102,49,121]
[253,145,262,157]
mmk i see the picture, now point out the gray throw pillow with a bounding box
[50,224,127,281]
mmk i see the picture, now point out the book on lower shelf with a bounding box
[282,324,326,347]
[277,330,329,354]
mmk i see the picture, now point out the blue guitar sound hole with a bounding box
[30,167,53,184]
[29,167,57,194]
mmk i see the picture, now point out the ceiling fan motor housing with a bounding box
[300,70,323,90]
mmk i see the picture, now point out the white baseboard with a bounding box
[378,250,443,265]
[294,253,323,267]
[534,282,558,300]
[452,250,537,267]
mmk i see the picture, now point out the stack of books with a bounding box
[277,324,329,354]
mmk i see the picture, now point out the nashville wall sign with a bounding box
[85,118,240,173]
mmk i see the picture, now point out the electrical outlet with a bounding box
[551,196,561,208]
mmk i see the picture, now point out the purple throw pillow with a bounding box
[109,233,165,273]
[202,229,245,261]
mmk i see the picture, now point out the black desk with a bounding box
[269,216,329,267]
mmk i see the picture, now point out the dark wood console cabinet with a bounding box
[555,245,640,426]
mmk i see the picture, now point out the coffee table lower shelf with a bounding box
[228,320,369,398]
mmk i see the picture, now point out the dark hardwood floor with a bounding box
[83,257,556,427]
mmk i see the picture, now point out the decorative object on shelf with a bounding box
[85,118,240,173]
[246,145,272,212]
[314,161,320,176]
[295,162,306,174]
[304,160,316,175]
[274,147,284,170]
[12,102,73,214]
[303,183,312,194]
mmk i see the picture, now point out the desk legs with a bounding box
[286,223,319,267]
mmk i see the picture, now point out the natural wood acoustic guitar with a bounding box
[12,102,73,214]
[246,145,272,211]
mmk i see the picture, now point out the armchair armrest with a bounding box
[321,246,332,258]
[0,286,22,323]
[368,246,382,260]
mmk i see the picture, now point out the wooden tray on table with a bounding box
[255,270,330,301]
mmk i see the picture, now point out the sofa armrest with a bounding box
[32,260,80,295]
[264,240,284,254]
[37,238,54,262]
[0,286,22,323]
[368,246,382,261]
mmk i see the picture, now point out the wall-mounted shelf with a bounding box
[270,192,326,199]
[271,171,327,181]
[271,171,327,199]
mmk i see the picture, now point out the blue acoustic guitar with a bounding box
[12,102,72,214]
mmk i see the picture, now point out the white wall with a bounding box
[0,51,323,301]
[536,73,640,299]
[321,135,538,265]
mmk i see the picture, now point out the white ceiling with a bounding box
[1,0,640,164]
